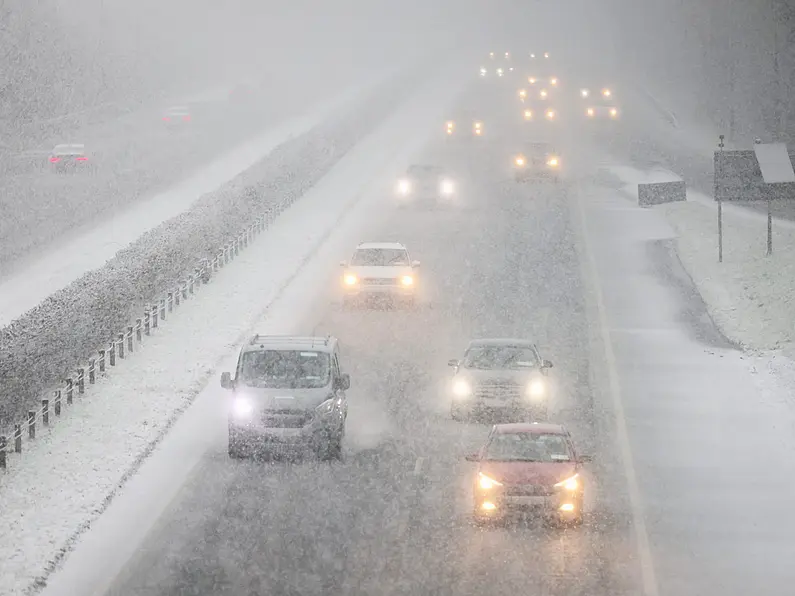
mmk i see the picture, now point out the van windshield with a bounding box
[238,350,331,388]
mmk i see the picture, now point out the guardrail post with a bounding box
[151,304,158,329]
[28,410,35,440]
[136,319,142,341]
[66,378,74,404]
[160,299,166,321]
[54,390,62,416]
[233,240,239,256]
[14,425,22,453]
[0,436,6,469]
[144,311,151,335]
[88,359,95,384]
[168,292,174,313]
[99,349,106,372]
[181,283,188,300]
[188,274,195,294]
[127,326,134,352]
[42,399,49,426]
[78,367,85,393]
[109,342,116,366]
[117,334,124,359]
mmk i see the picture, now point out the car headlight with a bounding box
[519,89,527,98]
[603,88,611,97]
[610,108,618,117]
[547,157,559,167]
[480,68,486,75]
[528,77,536,84]
[452,379,472,398]
[540,90,548,98]
[343,273,358,286]
[527,378,546,398]
[587,108,594,117]
[546,110,555,119]
[232,396,254,418]
[515,156,525,166]
[397,179,410,194]
[478,472,503,490]
[554,474,579,491]
[440,179,454,194]
[581,89,589,97]
[315,398,335,416]
[524,110,532,120]
[401,275,414,286]
[550,78,558,85]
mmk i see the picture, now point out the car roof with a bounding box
[166,106,190,112]
[467,338,536,348]
[53,143,85,151]
[493,422,567,435]
[522,142,555,152]
[242,334,336,353]
[356,242,407,250]
[408,164,442,173]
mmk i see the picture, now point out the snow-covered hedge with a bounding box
[0,66,425,429]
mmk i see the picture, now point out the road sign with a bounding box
[714,147,795,201]
[638,181,686,206]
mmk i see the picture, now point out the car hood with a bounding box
[479,461,576,486]
[457,368,541,383]
[348,265,413,278]
[234,386,333,410]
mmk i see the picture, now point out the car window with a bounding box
[238,350,331,389]
[483,432,573,462]
[463,345,539,370]
[350,248,409,266]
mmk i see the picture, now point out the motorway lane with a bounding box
[0,66,373,271]
[101,85,644,595]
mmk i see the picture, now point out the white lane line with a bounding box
[413,456,426,476]
[572,189,661,596]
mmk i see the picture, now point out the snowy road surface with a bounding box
[0,74,385,328]
[30,75,795,595]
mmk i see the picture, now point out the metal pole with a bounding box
[767,199,773,255]
[717,135,725,262]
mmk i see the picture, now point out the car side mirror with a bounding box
[542,359,553,369]
[447,359,460,367]
[220,372,233,389]
[578,454,593,463]
[465,453,480,462]
[337,373,351,391]
[339,261,347,267]
[412,260,421,268]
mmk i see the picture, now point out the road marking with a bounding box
[571,188,661,596]
[413,456,426,476]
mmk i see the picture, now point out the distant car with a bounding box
[229,80,258,103]
[522,99,557,124]
[465,422,590,525]
[582,87,619,120]
[472,120,484,137]
[220,335,349,460]
[162,106,191,127]
[340,242,420,308]
[395,164,455,206]
[49,144,89,172]
[513,142,561,182]
[448,339,553,422]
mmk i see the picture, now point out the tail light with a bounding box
[183,115,190,121]
[76,157,88,161]
[50,157,60,163]
[163,117,170,121]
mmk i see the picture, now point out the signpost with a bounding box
[713,138,795,259]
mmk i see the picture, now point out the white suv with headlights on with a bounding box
[340,242,420,307]
[220,335,349,460]
[448,338,553,422]
[395,164,455,207]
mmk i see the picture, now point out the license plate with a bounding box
[506,496,547,507]
[260,428,302,438]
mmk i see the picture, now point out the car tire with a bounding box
[228,439,245,459]
[318,432,343,461]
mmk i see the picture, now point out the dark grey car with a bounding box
[448,338,553,422]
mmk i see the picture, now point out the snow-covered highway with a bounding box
[0,58,788,596]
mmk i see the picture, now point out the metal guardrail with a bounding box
[0,195,294,471]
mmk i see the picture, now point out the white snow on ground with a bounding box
[0,75,393,328]
[0,65,468,596]
[608,162,795,353]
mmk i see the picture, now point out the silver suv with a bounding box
[220,335,350,460]
[448,338,553,422]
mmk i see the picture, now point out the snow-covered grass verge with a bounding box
[609,163,795,354]
[0,60,434,431]
[0,65,467,596]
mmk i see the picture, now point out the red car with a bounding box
[465,423,591,525]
